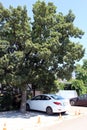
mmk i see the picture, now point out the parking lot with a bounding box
[0,106,87,130]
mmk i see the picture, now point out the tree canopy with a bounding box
[32,1,85,80]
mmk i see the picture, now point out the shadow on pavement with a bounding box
[0,110,68,119]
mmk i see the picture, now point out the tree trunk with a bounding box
[32,84,36,97]
[20,88,27,113]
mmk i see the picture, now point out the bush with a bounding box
[0,93,21,111]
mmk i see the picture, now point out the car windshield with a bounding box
[50,95,64,100]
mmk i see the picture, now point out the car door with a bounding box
[82,94,87,106]
[77,95,86,106]
[39,95,51,111]
[29,95,42,110]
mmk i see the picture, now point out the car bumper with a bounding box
[52,105,69,113]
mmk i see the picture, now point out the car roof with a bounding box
[35,94,64,98]
[37,94,57,96]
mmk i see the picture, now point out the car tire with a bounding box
[46,106,53,115]
[26,103,30,111]
[61,111,66,115]
[70,100,75,106]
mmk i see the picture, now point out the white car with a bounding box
[26,94,69,115]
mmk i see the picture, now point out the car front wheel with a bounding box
[46,106,53,115]
[26,103,30,111]
[70,100,75,106]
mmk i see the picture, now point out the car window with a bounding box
[79,95,86,100]
[31,95,42,100]
[84,94,87,98]
[51,95,64,100]
[42,95,51,100]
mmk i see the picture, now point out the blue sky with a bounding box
[0,0,87,64]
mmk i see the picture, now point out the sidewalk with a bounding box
[0,106,87,130]
[37,113,87,130]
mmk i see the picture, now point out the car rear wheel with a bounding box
[61,111,66,115]
[46,106,53,115]
[70,100,75,106]
[26,103,30,111]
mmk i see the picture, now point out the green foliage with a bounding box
[70,79,86,95]
[75,59,87,87]
[54,80,65,91]
[32,1,85,80]
[0,85,21,111]
[0,5,31,85]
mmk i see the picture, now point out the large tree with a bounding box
[0,1,85,113]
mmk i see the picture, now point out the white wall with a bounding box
[56,90,78,99]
